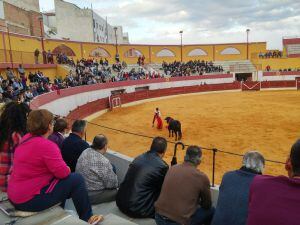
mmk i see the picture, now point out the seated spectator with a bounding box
[0,102,30,192]
[61,120,90,172]
[76,135,118,204]
[7,109,103,224]
[155,145,214,225]
[246,140,300,225]
[211,151,265,225]
[116,137,169,218]
[48,118,68,149]
[5,67,15,81]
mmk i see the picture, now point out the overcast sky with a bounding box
[39,0,300,49]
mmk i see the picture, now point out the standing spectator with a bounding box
[47,50,54,64]
[7,109,103,224]
[0,102,30,192]
[61,120,90,172]
[76,135,118,204]
[48,118,68,149]
[247,140,300,225]
[18,65,27,89]
[34,49,40,64]
[211,151,265,225]
[115,53,120,63]
[42,50,47,64]
[155,146,214,225]
[116,137,169,218]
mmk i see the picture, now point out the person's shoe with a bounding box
[88,215,104,225]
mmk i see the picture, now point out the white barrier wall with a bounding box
[40,77,234,116]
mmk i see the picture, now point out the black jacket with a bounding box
[116,151,169,218]
[61,133,90,172]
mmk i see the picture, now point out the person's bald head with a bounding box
[91,134,108,152]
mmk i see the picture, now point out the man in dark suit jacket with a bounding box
[116,137,169,218]
[61,120,90,172]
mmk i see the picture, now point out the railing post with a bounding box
[212,148,217,187]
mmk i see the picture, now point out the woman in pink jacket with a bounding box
[7,109,103,224]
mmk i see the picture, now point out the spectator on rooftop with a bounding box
[48,118,69,149]
[246,140,300,225]
[7,109,103,224]
[211,151,265,225]
[61,120,90,172]
[116,137,169,218]
[42,50,47,64]
[34,49,40,64]
[0,102,30,192]
[76,134,118,204]
[155,145,214,225]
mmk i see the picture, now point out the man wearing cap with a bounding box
[155,145,214,225]
[76,134,118,205]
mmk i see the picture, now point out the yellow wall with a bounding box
[0,31,299,73]
[0,32,272,64]
[252,58,300,70]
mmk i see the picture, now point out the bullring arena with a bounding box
[1,3,300,222]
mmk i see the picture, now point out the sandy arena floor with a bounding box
[86,90,300,184]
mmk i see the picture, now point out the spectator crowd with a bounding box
[1,100,300,225]
[162,60,224,77]
[0,65,55,105]
[259,51,282,58]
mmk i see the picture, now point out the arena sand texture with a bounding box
[86,90,300,184]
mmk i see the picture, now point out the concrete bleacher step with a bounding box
[214,60,256,73]
[92,201,156,225]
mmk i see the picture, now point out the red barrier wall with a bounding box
[67,83,242,120]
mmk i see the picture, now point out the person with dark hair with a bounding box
[7,109,103,224]
[247,140,300,225]
[61,120,90,172]
[48,118,69,149]
[116,137,169,218]
[155,146,214,225]
[211,151,265,225]
[76,134,118,204]
[0,102,30,192]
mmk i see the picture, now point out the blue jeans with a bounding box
[155,207,215,225]
[13,173,93,222]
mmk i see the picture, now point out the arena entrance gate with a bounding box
[109,95,122,110]
[235,73,252,82]
[241,81,261,91]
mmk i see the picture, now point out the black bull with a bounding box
[165,117,182,141]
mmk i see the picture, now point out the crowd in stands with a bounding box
[162,60,224,77]
[1,101,300,225]
[0,65,54,105]
[259,51,282,58]
[0,57,164,104]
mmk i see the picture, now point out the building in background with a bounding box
[43,0,129,44]
[0,0,42,36]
